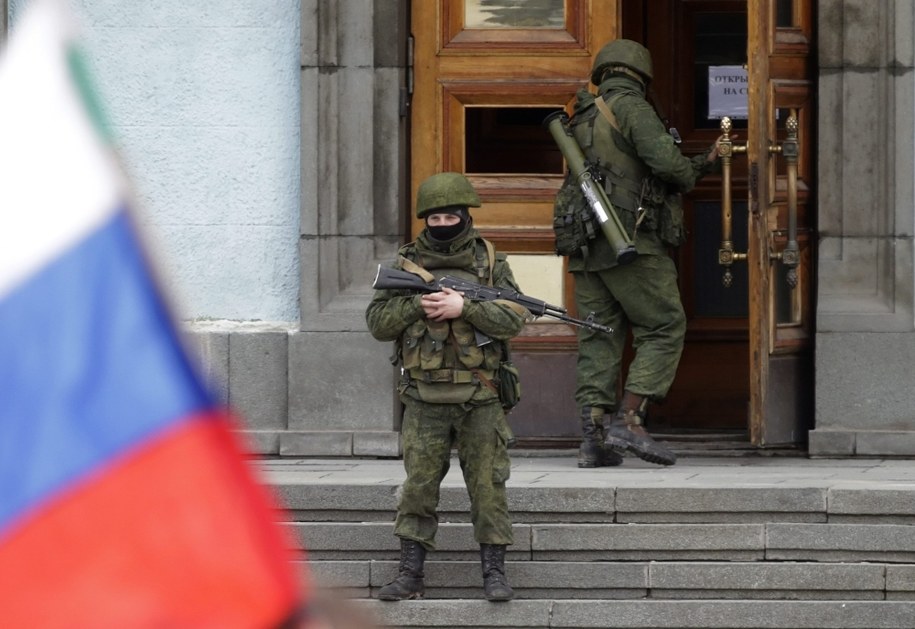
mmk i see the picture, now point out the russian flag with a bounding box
[0,2,305,627]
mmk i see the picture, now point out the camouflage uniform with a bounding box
[365,227,524,548]
[566,40,718,466]
[366,172,526,601]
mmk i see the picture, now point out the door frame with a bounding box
[407,0,817,448]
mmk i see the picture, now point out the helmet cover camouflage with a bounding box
[590,39,654,85]
[416,172,481,218]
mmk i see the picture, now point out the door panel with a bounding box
[622,0,815,445]
[624,0,751,434]
[411,1,617,444]
[747,0,815,445]
[412,1,616,251]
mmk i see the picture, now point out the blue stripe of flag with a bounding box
[0,209,213,534]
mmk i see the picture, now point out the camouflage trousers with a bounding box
[573,253,686,410]
[395,397,513,550]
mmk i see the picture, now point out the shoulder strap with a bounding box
[408,238,529,338]
[594,92,626,133]
[400,239,495,287]
[483,238,495,287]
[399,255,436,283]
[591,92,648,189]
[474,237,496,287]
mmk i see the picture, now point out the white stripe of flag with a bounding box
[0,0,124,300]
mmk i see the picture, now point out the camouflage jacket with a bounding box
[365,227,526,404]
[567,75,716,272]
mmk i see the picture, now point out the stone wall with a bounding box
[811,0,915,455]
[288,0,408,456]
[193,0,409,457]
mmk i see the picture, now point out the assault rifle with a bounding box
[372,265,613,336]
[543,111,638,266]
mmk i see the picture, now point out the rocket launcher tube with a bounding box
[544,111,638,266]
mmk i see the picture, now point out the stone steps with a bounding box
[305,559,912,601]
[357,599,915,628]
[287,521,915,564]
[273,482,915,525]
[267,460,915,628]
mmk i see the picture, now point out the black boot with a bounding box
[378,539,426,601]
[480,544,514,602]
[578,406,624,468]
[603,393,677,466]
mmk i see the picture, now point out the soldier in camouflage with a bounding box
[566,39,722,467]
[365,172,529,602]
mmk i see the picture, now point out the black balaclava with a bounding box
[425,206,471,243]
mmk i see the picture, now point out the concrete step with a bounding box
[266,458,915,627]
[272,481,915,525]
[303,559,915,601]
[350,599,915,628]
[287,520,915,564]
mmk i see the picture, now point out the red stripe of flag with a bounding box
[0,412,305,629]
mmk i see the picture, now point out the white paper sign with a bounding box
[708,65,748,120]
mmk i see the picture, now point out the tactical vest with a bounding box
[570,91,650,234]
[397,237,504,404]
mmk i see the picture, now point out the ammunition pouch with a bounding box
[414,381,476,404]
[643,176,687,247]
[409,367,493,385]
[450,319,485,368]
[408,367,496,404]
[496,361,522,412]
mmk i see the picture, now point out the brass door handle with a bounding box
[773,113,800,288]
[718,116,747,288]
[717,113,800,289]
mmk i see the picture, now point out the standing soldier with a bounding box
[562,39,722,467]
[365,172,529,602]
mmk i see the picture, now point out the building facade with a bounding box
[5,0,914,458]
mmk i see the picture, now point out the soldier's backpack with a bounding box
[553,90,688,254]
[552,172,599,258]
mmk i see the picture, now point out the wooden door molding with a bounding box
[410,1,619,446]
[441,0,589,51]
[747,0,816,445]
[441,79,580,206]
[747,0,772,445]
[411,0,617,244]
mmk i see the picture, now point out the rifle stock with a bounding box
[372,265,613,335]
[371,266,441,293]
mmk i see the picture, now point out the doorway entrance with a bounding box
[409,0,816,449]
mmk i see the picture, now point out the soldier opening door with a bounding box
[622,0,815,446]
[409,1,815,448]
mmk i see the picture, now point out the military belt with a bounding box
[409,368,494,384]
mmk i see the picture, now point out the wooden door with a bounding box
[410,0,816,448]
[745,0,816,445]
[623,1,752,437]
[410,1,617,445]
[411,1,615,242]
[620,0,815,447]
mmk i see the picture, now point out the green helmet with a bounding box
[590,39,653,86]
[415,172,481,218]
